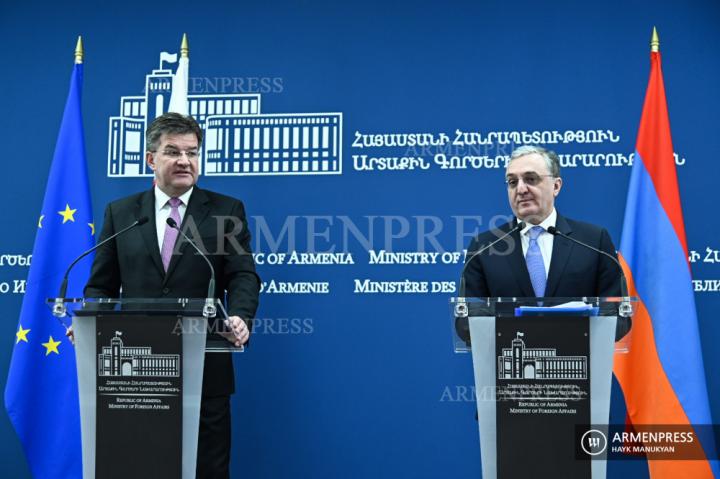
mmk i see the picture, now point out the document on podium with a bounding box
[515,301,599,316]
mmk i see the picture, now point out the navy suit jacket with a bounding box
[459,213,628,341]
[463,214,620,299]
[84,187,261,396]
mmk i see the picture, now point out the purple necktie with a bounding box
[160,197,182,271]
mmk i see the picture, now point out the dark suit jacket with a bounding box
[84,187,261,396]
[463,214,620,298]
[459,213,628,340]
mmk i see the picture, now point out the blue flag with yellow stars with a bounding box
[4,59,93,479]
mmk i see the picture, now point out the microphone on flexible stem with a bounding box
[53,216,150,319]
[546,226,632,318]
[165,217,217,318]
[455,221,526,318]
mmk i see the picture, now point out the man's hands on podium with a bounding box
[222,316,249,347]
[66,316,250,347]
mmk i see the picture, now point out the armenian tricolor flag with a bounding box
[614,28,718,478]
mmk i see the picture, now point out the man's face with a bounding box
[146,132,199,197]
[506,153,562,224]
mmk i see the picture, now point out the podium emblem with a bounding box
[97,331,180,377]
[497,331,588,380]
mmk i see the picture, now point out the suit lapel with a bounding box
[545,214,574,297]
[503,220,536,297]
[164,188,211,283]
[136,189,165,276]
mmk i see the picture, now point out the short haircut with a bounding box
[508,145,561,178]
[145,113,203,151]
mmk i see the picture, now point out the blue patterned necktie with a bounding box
[526,226,546,297]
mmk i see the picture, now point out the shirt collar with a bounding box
[154,186,193,210]
[520,208,557,235]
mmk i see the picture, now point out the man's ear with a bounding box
[553,177,563,197]
[146,151,156,171]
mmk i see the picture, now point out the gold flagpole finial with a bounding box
[74,36,84,64]
[650,26,660,53]
[180,33,189,58]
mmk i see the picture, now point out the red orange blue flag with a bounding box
[614,29,717,478]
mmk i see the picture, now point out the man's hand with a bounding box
[65,325,75,345]
[222,316,249,347]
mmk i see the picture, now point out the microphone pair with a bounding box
[458,221,632,318]
[53,215,218,320]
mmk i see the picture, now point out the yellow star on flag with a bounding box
[42,336,61,355]
[15,325,30,344]
[38,215,45,228]
[88,223,95,235]
[58,204,77,224]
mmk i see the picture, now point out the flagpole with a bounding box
[74,36,83,64]
[650,27,659,53]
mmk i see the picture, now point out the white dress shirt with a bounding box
[154,186,193,251]
[519,208,557,277]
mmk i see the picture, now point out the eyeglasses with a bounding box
[505,173,555,189]
[155,148,199,160]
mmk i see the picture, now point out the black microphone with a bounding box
[458,221,526,299]
[52,216,150,318]
[546,226,632,318]
[165,217,217,318]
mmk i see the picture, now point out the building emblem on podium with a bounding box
[497,332,587,380]
[98,332,180,377]
[108,52,343,177]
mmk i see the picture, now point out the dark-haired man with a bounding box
[85,112,260,478]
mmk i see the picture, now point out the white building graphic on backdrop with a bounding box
[108,53,342,177]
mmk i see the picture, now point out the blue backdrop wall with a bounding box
[1,1,719,477]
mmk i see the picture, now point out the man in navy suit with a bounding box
[460,145,627,339]
[84,113,260,479]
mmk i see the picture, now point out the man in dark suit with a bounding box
[84,113,260,479]
[461,145,627,338]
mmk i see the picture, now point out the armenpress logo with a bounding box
[580,429,608,456]
[108,52,343,177]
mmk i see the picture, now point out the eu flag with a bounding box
[4,46,93,478]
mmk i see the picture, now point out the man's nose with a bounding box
[516,179,530,193]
